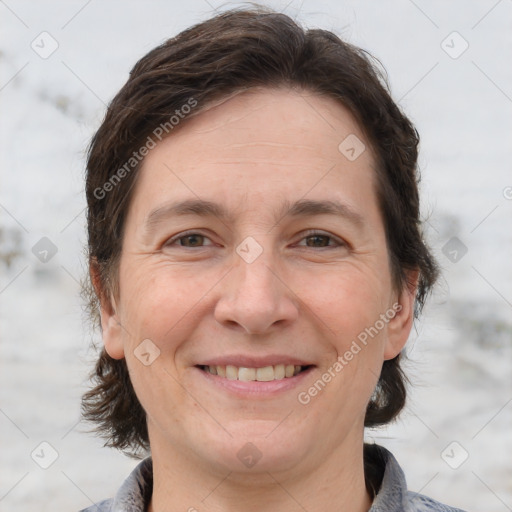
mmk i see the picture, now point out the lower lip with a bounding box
[194,366,315,398]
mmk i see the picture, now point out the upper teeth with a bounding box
[203,364,304,381]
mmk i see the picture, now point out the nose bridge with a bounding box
[233,239,281,307]
[214,238,297,334]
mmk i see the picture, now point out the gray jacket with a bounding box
[80,444,466,511]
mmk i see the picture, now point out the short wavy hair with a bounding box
[81,6,439,457]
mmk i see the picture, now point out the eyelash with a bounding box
[164,229,346,249]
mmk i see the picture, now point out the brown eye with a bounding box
[178,234,205,247]
[297,230,345,249]
[165,232,213,248]
[305,234,331,247]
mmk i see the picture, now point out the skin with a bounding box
[94,87,417,512]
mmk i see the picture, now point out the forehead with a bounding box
[129,87,380,228]
[158,87,371,163]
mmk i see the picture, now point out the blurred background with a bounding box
[0,1,511,510]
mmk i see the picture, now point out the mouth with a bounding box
[192,356,316,398]
[196,364,313,381]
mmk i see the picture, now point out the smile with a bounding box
[198,364,311,381]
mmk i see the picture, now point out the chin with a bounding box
[198,421,310,474]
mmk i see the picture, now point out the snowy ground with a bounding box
[1,1,511,511]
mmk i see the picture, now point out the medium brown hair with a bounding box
[82,6,439,457]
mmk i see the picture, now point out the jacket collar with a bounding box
[110,444,409,511]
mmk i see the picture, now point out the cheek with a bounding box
[294,263,390,339]
[293,264,390,400]
[118,264,204,416]
[118,260,214,351]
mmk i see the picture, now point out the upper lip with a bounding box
[196,355,314,368]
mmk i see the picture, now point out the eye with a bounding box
[296,230,345,249]
[164,230,346,250]
[165,231,214,248]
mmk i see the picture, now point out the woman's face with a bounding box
[100,87,416,474]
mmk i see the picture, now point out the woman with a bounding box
[80,7,466,511]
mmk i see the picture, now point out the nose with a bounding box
[213,249,299,335]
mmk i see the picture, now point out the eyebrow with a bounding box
[143,198,366,235]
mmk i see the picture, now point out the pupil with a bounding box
[183,235,202,246]
[307,235,328,247]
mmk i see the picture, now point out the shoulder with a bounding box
[406,491,467,512]
[79,498,113,511]
[77,457,153,512]
[366,444,467,512]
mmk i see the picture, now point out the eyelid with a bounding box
[295,229,346,248]
[164,230,214,247]
[164,229,346,249]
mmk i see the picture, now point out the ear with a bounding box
[383,269,419,360]
[90,259,125,360]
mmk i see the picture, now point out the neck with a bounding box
[147,433,372,512]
